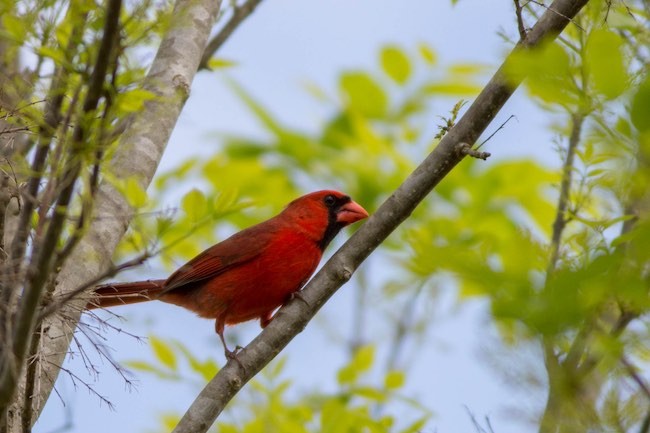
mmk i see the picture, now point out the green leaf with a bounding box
[339,72,388,118]
[353,386,386,401]
[123,360,161,374]
[36,46,66,65]
[352,345,374,372]
[418,43,437,65]
[505,42,578,106]
[337,365,356,385]
[115,88,157,113]
[447,63,488,76]
[150,335,177,369]
[161,414,181,431]
[631,76,650,132]
[2,13,27,41]
[175,341,219,380]
[399,416,429,433]
[384,370,405,389]
[124,177,147,207]
[337,345,375,385]
[380,45,411,84]
[424,82,481,96]
[181,188,207,221]
[207,58,237,69]
[585,29,627,99]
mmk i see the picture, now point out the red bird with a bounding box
[88,190,368,358]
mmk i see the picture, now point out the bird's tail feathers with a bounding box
[87,279,166,309]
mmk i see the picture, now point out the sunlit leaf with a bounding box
[1,13,27,41]
[631,76,650,132]
[380,45,411,84]
[352,345,374,373]
[353,386,386,401]
[123,360,161,374]
[505,42,578,106]
[181,188,207,221]
[150,335,177,369]
[207,58,237,69]
[339,72,388,118]
[115,88,157,113]
[585,29,627,99]
[399,416,429,433]
[418,42,437,65]
[424,82,481,96]
[124,177,147,208]
[161,414,181,431]
[384,370,405,389]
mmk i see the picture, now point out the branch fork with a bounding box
[455,142,491,160]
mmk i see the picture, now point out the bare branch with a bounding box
[456,142,491,160]
[199,0,265,70]
[621,356,650,402]
[171,1,590,432]
[514,0,528,40]
[548,112,584,270]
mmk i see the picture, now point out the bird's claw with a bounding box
[225,345,245,371]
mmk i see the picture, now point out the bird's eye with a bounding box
[324,195,336,207]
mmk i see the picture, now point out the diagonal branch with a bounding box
[171,1,591,432]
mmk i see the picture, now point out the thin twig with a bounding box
[37,251,152,321]
[538,112,585,432]
[198,0,264,70]
[527,0,585,31]
[621,356,650,402]
[476,114,516,149]
[639,410,650,433]
[514,0,528,40]
[548,112,584,270]
[0,127,36,136]
[385,283,425,372]
[45,361,114,410]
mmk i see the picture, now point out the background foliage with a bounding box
[1,0,649,432]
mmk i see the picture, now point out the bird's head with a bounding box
[283,190,369,250]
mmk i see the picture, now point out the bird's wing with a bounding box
[161,223,276,294]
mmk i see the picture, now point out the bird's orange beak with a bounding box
[336,200,369,225]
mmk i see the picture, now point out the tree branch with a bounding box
[514,0,528,40]
[621,356,650,402]
[171,1,590,432]
[18,0,223,426]
[548,113,584,270]
[199,0,264,70]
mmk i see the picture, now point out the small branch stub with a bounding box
[456,142,491,160]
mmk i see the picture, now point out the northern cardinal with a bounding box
[88,190,368,359]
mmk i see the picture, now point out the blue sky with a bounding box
[37,1,558,432]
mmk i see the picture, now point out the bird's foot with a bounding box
[225,345,245,371]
